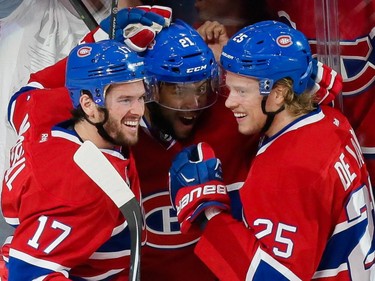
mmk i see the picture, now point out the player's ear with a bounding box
[79,93,101,121]
[271,85,287,105]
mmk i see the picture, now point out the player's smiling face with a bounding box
[153,80,212,139]
[103,81,145,146]
[224,71,266,135]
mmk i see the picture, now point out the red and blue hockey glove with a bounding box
[169,142,230,234]
[310,58,343,105]
[100,5,172,52]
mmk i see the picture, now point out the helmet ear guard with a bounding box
[66,40,154,108]
[220,20,313,95]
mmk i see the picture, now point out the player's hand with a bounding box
[310,59,343,105]
[100,5,172,52]
[169,142,230,234]
[197,21,229,62]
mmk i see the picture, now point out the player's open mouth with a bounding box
[234,113,247,119]
[179,115,196,126]
[124,120,139,128]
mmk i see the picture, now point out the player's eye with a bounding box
[197,84,208,95]
[138,95,146,103]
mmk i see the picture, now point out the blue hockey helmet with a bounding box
[220,20,313,95]
[143,19,219,111]
[144,19,218,83]
[66,40,153,108]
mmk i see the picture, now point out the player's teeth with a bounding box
[234,113,246,118]
[183,116,193,120]
[125,121,138,126]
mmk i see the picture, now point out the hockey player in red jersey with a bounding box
[3,18,257,280]
[132,20,258,280]
[194,0,375,189]
[1,40,152,280]
[264,0,375,189]
[0,6,343,279]
[169,21,375,280]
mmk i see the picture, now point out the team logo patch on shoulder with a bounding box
[77,46,92,57]
[277,35,293,47]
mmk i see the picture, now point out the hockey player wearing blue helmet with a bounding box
[2,40,154,279]
[169,21,374,280]
[141,19,220,140]
[2,9,345,279]
[66,39,155,147]
[130,19,258,281]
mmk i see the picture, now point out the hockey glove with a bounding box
[310,58,343,105]
[100,6,172,52]
[169,142,230,234]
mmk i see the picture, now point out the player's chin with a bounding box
[176,120,197,138]
[238,124,256,136]
[120,128,139,146]
[174,126,194,140]
[124,134,139,146]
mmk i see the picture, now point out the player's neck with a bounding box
[74,121,115,149]
[265,110,304,137]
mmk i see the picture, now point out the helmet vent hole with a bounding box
[171,67,180,74]
[242,59,268,68]
[183,52,202,59]
[88,64,128,77]
[256,40,264,45]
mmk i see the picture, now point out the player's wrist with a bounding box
[199,207,222,231]
[204,206,222,220]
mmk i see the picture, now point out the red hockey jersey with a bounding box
[266,0,375,191]
[2,86,143,280]
[134,94,258,281]
[195,106,375,280]
[4,48,259,280]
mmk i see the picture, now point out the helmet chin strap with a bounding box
[84,108,121,146]
[261,96,285,133]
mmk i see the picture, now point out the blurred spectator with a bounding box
[194,0,271,37]
[143,0,198,25]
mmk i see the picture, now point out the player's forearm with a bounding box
[195,212,310,281]
[194,213,253,281]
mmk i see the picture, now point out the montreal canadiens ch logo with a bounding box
[77,46,92,57]
[277,35,293,47]
[143,191,200,249]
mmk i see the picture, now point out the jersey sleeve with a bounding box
[7,87,72,140]
[195,213,254,280]
[195,213,306,281]
[27,58,68,89]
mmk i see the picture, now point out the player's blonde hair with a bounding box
[276,78,318,116]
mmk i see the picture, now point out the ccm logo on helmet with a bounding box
[277,35,293,47]
[77,46,92,57]
[176,184,226,214]
[186,65,207,73]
